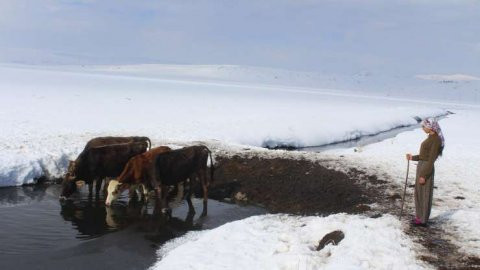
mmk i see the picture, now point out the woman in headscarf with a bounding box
[406,117,445,227]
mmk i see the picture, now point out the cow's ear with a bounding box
[76,180,86,188]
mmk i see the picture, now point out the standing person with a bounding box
[406,118,445,227]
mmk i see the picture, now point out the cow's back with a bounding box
[154,146,209,185]
[118,146,171,185]
[143,146,171,160]
[85,136,151,150]
[86,142,148,179]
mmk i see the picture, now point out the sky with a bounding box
[0,0,479,75]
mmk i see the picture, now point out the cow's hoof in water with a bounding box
[200,211,207,217]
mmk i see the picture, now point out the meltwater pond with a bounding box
[0,184,266,270]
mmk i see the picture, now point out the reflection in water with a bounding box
[59,192,202,242]
[144,209,200,244]
[60,200,112,239]
[0,184,50,205]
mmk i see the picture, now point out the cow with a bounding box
[61,136,151,197]
[60,141,148,200]
[106,145,214,216]
[153,145,214,216]
[105,146,172,206]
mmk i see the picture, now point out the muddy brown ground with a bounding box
[206,154,480,269]
[208,155,381,216]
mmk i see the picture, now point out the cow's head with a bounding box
[59,161,83,200]
[105,180,128,206]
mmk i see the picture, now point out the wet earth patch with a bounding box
[208,155,384,215]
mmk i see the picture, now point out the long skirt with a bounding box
[414,160,434,224]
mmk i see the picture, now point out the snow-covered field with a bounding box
[1,63,479,268]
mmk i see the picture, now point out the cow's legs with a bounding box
[128,185,139,204]
[185,207,195,227]
[185,178,195,213]
[154,187,161,205]
[154,186,170,216]
[88,182,94,195]
[160,184,170,215]
[103,178,110,196]
[200,170,208,217]
[95,178,103,195]
[138,184,147,203]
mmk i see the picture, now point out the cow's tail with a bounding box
[145,137,152,150]
[207,147,215,183]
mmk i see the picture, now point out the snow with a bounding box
[0,64,445,186]
[324,109,480,257]
[150,214,429,270]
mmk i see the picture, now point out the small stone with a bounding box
[316,230,345,251]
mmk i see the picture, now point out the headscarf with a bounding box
[421,117,445,147]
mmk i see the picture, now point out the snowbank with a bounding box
[150,214,430,270]
[0,65,445,187]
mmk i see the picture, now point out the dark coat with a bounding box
[61,141,148,198]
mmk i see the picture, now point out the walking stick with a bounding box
[399,159,410,219]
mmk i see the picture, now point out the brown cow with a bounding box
[105,146,172,205]
[152,145,214,216]
[62,136,150,198]
[60,141,148,200]
[107,145,214,216]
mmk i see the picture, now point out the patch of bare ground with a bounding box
[207,154,480,269]
[208,155,386,216]
[406,221,480,270]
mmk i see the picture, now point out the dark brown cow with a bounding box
[60,141,148,200]
[84,136,151,150]
[61,136,150,198]
[105,146,172,205]
[153,145,214,216]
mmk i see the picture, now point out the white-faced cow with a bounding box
[105,146,172,206]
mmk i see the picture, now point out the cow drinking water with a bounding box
[105,146,172,205]
[106,145,214,216]
[60,141,148,200]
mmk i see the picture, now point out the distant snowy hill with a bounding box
[2,63,479,105]
[58,64,480,105]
